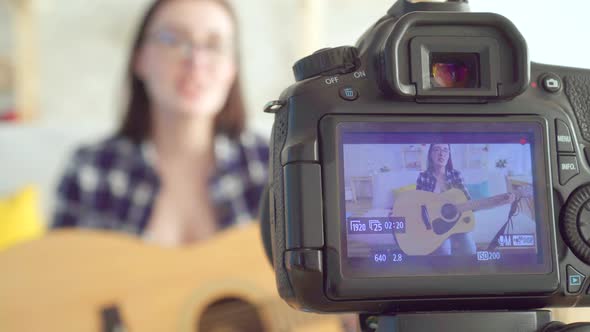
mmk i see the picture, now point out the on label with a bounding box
[354,71,367,79]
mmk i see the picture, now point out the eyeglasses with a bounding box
[432,147,450,154]
[147,28,235,61]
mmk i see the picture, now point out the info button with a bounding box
[558,155,579,185]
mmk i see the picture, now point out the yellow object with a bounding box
[393,188,476,255]
[0,186,45,251]
[393,184,417,201]
[393,188,516,255]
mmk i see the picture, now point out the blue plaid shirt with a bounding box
[52,132,269,235]
[416,168,471,200]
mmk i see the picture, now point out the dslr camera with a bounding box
[262,0,590,321]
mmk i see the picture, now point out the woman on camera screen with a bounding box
[416,144,476,255]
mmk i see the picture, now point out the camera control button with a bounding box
[567,265,586,293]
[562,186,590,265]
[285,249,322,273]
[339,87,359,101]
[558,155,579,185]
[556,120,575,153]
[541,73,562,93]
[284,164,324,249]
[293,46,359,82]
[585,147,590,168]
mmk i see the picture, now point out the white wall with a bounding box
[469,0,590,69]
[31,0,301,135]
[0,2,12,53]
[343,144,405,181]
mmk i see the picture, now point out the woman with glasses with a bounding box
[52,0,268,246]
[417,144,470,198]
[415,144,476,255]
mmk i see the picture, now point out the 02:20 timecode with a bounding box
[384,221,405,231]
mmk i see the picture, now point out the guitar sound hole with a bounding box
[197,298,265,332]
[441,204,458,220]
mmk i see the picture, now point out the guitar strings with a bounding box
[505,197,523,235]
[486,196,524,251]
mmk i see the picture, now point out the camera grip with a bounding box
[269,107,296,300]
[564,74,590,142]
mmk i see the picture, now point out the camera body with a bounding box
[265,0,590,313]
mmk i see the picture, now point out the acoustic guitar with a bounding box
[0,223,343,332]
[392,188,530,255]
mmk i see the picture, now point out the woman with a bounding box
[416,144,476,255]
[53,0,269,246]
[416,144,470,198]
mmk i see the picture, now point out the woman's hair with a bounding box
[426,143,454,172]
[118,0,245,144]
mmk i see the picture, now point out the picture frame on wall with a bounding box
[0,0,15,121]
[402,145,423,171]
[0,0,38,122]
[0,56,15,119]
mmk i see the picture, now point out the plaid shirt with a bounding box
[416,168,471,200]
[52,132,269,235]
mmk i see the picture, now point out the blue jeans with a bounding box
[432,232,477,255]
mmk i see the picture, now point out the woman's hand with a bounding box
[504,192,516,205]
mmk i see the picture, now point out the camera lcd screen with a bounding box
[339,120,552,278]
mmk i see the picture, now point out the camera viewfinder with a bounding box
[430,52,480,89]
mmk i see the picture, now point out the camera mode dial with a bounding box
[562,185,590,264]
[292,46,359,82]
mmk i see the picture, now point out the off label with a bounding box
[325,76,339,85]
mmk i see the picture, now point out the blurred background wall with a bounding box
[1,0,589,221]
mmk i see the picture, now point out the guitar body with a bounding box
[0,224,342,332]
[393,189,475,255]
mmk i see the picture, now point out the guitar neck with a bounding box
[458,193,511,213]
